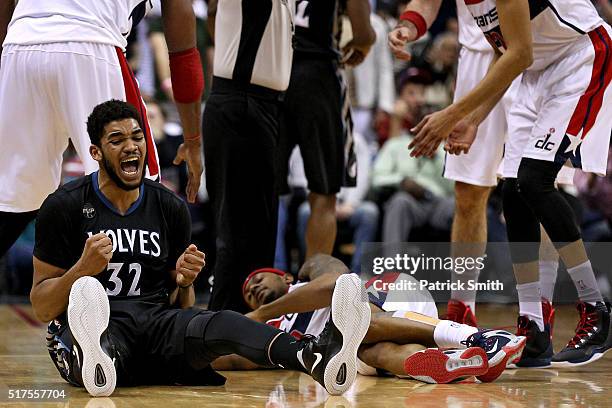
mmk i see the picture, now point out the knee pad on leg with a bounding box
[517,158,559,200]
[502,178,540,263]
[516,159,581,244]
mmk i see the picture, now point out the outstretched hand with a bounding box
[173,141,203,203]
[408,107,462,158]
[444,119,478,155]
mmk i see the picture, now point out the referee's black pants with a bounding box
[203,78,281,313]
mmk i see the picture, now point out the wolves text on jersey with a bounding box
[87,229,161,257]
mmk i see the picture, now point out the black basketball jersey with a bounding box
[294,0,346,59]
[34,172,191,303]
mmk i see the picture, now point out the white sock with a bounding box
[516,281,544,331]
[539,260,558,302]
[433,320,478,349]
[567,260,603,305]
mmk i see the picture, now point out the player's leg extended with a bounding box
[305,192,337,258]
[187,274,371,395]
[364,311,525,382]
[517,159,611,366]
[517,25,612,366]
[447,182,491,326]
[502,177,554,368]
[442,47,508,325]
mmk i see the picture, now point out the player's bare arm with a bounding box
[169,244,205,308]
[342,0,376,66]
[388,0,442,60]
[409,0,533,158]
[0,0,15,56]
[247,270,344,323]
[444,52,510,155]
[30,233,113,322]
[161,0,204,204]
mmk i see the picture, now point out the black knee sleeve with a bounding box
[185,310,278,369]
[502,178,540,263]
[517,158,581,245]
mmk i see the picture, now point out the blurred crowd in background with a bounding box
[2,0,612,299]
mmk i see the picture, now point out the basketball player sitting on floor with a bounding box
[211,254,526,384]
[31,100,372,398]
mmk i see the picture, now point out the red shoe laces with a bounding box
[567,304,598,347]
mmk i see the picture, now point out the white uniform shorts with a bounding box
[0,42,159,213]
[504,25,612,180]
[443,47,518,187]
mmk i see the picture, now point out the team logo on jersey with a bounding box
[82,203,96,219]
[535,133,555,151]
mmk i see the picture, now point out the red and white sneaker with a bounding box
[443,300,478,327]
[402,348,488,384]
[464,330,527,382]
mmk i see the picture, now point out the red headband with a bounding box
[242,268,286,297]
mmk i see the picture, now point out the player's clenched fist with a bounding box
[175,244,205,288]
[80,233,113,274]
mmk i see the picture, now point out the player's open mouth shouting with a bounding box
[90,109,146,191]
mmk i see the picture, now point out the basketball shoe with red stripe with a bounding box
[463,330,526,382]
[402,348,488,384]
[511,299,555,368]
[552,301,611,367]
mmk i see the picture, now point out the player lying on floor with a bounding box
[211,254,526,384]
[31,100,371,398]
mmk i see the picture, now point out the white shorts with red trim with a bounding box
[0,42,159,212]
[504,24,612,179]
[444,47,519,187]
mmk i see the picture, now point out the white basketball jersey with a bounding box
[465,0,604,71]
[457,0,491,52]
[266,283,330,338]
[4,0,154,51]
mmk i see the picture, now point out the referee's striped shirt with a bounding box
[213,0,295,92]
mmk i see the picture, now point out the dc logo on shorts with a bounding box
[82,203,95,219]
[535,133,555,151]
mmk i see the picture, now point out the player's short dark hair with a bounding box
[87,100,143,146]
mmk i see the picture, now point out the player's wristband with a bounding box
[169,47,204,104]
[399,11,427,40]
[178,283,193,289]
[183,133,201,142]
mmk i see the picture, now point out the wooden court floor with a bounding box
[0,304,610,408]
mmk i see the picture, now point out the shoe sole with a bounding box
[68,277,116,397]
[477,336,527,383]
[551,347,612,368]
[402,348,488,384]
[323,274,371,395]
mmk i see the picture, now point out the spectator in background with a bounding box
[146,98,187,193]
[418,31,458,108]
[383,68,430,145]
[575,144,612,241]
[295,132,379,273]
[349,12,396,151]
[372,77,454,242]
[147,0,212,102]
